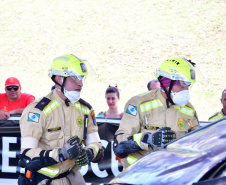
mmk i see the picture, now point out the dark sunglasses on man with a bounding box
[6,86,19,91]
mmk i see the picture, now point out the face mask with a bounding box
[171,90,190,106]
[60,77,80,104]
[64,88,80,104]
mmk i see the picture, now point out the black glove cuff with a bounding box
[58,149,66,162]
[141,134,149,143]
[86,148,94,161]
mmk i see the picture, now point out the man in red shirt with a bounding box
[0,77,35,120]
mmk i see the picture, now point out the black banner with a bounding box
[0,115,208,184]
[0,116,122,184]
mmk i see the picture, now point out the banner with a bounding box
[0,116,122,184]
[0,115,209,184]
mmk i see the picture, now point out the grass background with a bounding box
[0,0,225,121]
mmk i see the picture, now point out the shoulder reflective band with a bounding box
[138,91,151,97]
[127,155,138,165]
[43,100,60,116]
[72,102,90,115]
[209,113,224,122]
[140,99,163,113]
[174,106,194,116]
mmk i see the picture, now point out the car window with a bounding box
[195,158,226,185]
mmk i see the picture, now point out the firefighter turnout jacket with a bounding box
[115,88,199,168]
[19,89,102,185]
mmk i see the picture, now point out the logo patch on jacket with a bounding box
[77,116,83,127]
[126,104,137,116]
[28,113,40,123]
[178,118,185,129]
[91,110,97,126]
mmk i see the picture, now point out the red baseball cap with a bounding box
[5,77,21,87]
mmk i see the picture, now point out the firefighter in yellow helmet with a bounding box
[113,58,200,169]
[18,54,104,185]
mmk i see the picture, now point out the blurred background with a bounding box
[0,0,225,121]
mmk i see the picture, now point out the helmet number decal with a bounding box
[80,63,87,73]
[190,69,195,80]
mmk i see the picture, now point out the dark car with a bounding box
[108,118,226,185]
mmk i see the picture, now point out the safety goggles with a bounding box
[6,86,19,91]
[69,76,86,83]
[179,81,191,88]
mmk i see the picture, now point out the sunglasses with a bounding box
[6,86,19,91]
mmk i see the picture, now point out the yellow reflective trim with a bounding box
[209,113,223,122]
[133,133,143,147]
[140,99,163,113]
[38,166,59,176]
[49,151,53,158]
[174,106,194,116]
[87,144,99,153]
[72,102,90,115]
[127,155,138,165]
[43,100,60,116]
[138,91,151,97]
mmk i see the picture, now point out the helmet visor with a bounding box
[69,75,87,83]
[179,80,191,88]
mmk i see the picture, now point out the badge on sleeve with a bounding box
[126,104,137,116]
[91,110,97,126]
[178,118,185,129]
[76,116,83,127]
[28,112,40,123]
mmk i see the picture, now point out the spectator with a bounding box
[147,79,160,91]
[97,85,123,118]
[0,77,35,120]
[208,89,226,122]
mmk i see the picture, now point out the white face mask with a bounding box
[58,77,81,104]
[171,90,190,106]
[64,88,80,104]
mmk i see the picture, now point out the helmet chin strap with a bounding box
[51,76,69,107]
[158,77,175,108]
